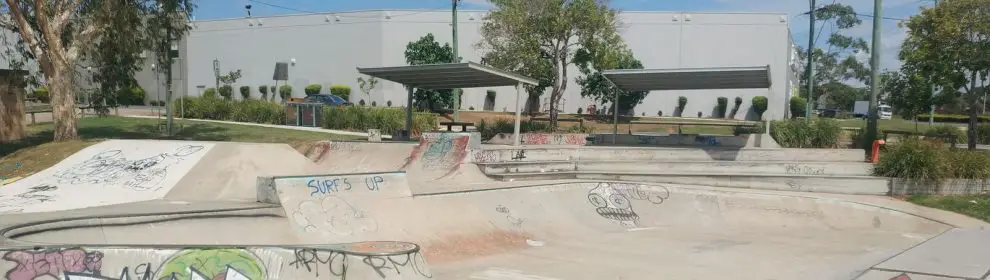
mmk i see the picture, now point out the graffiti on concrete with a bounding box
[510,150,527,161]
[495,205,525,227]
[784,164,825,175]
[305,141,361,163]
[0,184,58,214]
[292,195,378,236]
[523,134,587,146]
[1,245,429,280]
[2,248,104,280]
[289,242,430,279]
[888,273,912,280]
[587,183,669,227]
[471,150,499,163]
[305,174,388,197]
[48,145,204,192]
[694,136,720,146]
[402,133,470,179]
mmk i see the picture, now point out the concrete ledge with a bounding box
[478,160,874,176]
[490,172,890,195]
[474,147,867,163]
[889,178,990,195]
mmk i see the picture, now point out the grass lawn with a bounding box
[907,195,990,223]
[0,116,362,179]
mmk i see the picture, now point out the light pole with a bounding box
[152,63,160,117]
[451,0,461,122]
[865,0,883,152]
[805,0,816,119]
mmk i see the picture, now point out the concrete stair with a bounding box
[475,147,889,195]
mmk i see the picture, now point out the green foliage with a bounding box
[478,0,622,129]
[715,97,728,118]
[203,88,218,99]
[304,84,322,96]
[30,87,50,103]
[258,86,268,94]
[789,96,807,118]
[926,125,967,144]
[729,96,743,118]
[475,118,593,141]
[770,118,841,148]
[321,106,437,135]
[752,96,768,119]
[218,70,242,85]
[576,44,649,116]
[329,85,351,100]
[404,33,456,111]
[279,85,293,100]
[114,85,145,106]
[887,70,937,119]
[900,0,990,149]
[875,138,990,180]
[916,114,990,123]
[356,76,379,97]
[218,85,233,99]
[676,96,687,116]
[239,86,250,100]
[977,124,990,145]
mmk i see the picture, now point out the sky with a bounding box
[192,0,935,74]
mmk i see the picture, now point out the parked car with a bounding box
[302,94,352,106]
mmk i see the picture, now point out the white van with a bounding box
[879,105,893,120]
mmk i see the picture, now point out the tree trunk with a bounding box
[50,63,79,141]
[0,73,26,142]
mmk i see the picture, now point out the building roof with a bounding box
[601,65,772,92]
[356,62,539,90]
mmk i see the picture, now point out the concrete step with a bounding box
[475,147,867,163]
[477,160,874,176]
[488,171,890,195]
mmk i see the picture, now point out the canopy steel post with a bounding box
[514,83,523,146]
[613,88,619,145]
[406,86,414,141]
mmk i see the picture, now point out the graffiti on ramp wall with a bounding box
[401,133,471,179]
[587,183,670,227]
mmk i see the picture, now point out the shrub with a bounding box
[916,114,990,123]
[219,85,233,99]
[657,110,663,117]
[372,101,378,107]
[203,88,218,99]
[258,86,268,100]
[176,97,284,124]
[387,100,392,107]
[279,85,293,100]
[770,118,841,148]
[239,86,250,100]
[875,138,990,180]
[30,87,50,103]
[474,118,594,141]
[752,96,768,119]
[116,85,145,106]
[697,111,702,118]
[789,96,807,118]
[676,96,687,116]
[577,107,583,114]
[304,84,322,96]
[977,124,990,145]
[729,96,743,118]
[321,106,436,135]
[330,84,351,100]
[359,99,366,106]
[716,97,728,118]
[469,105,474,110]
[926,125,967,144]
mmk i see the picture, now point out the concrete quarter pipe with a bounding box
[0,134,986,279]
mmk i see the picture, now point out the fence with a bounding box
[286,103,323,128]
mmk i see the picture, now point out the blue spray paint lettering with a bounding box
[364,176,384,191]
[0,162,22,182]
[307,178,353,196]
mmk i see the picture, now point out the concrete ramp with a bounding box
[0,140,215,214]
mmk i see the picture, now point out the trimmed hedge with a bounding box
[770,118,841,148]
[875,137,990,180]
[174,96,436,134]
[475,118,593,141]
[916,114,990,123]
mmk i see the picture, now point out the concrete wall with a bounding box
[139,9,792,120]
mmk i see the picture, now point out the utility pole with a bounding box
[805,0,816,119]
[865,0,883,150]
[451,0,461,122]
[165,27,174,136]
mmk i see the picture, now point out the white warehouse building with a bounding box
[137,9,800,121]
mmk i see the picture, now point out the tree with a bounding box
[796,3,871,111]
[404,33,457,111]
[356,75,379,101]
[900,0,990,149]
[477,0,622,129]
[0,0,194,141]
[576,48,648,116]
[886,70,936,122]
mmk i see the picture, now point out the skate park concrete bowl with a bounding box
[0,135,987,280]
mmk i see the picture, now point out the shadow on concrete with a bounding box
[0,123,232,157]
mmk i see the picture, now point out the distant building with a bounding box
[137,9,799,120]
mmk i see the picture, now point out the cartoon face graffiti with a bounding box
[588,183,639,223]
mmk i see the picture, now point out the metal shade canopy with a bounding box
[601,65,772,92]
[356,62,538,89]
[356,62,538,146]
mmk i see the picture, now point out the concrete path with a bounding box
[0,135,988,280]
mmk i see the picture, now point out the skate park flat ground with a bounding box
[1,136,989,280]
